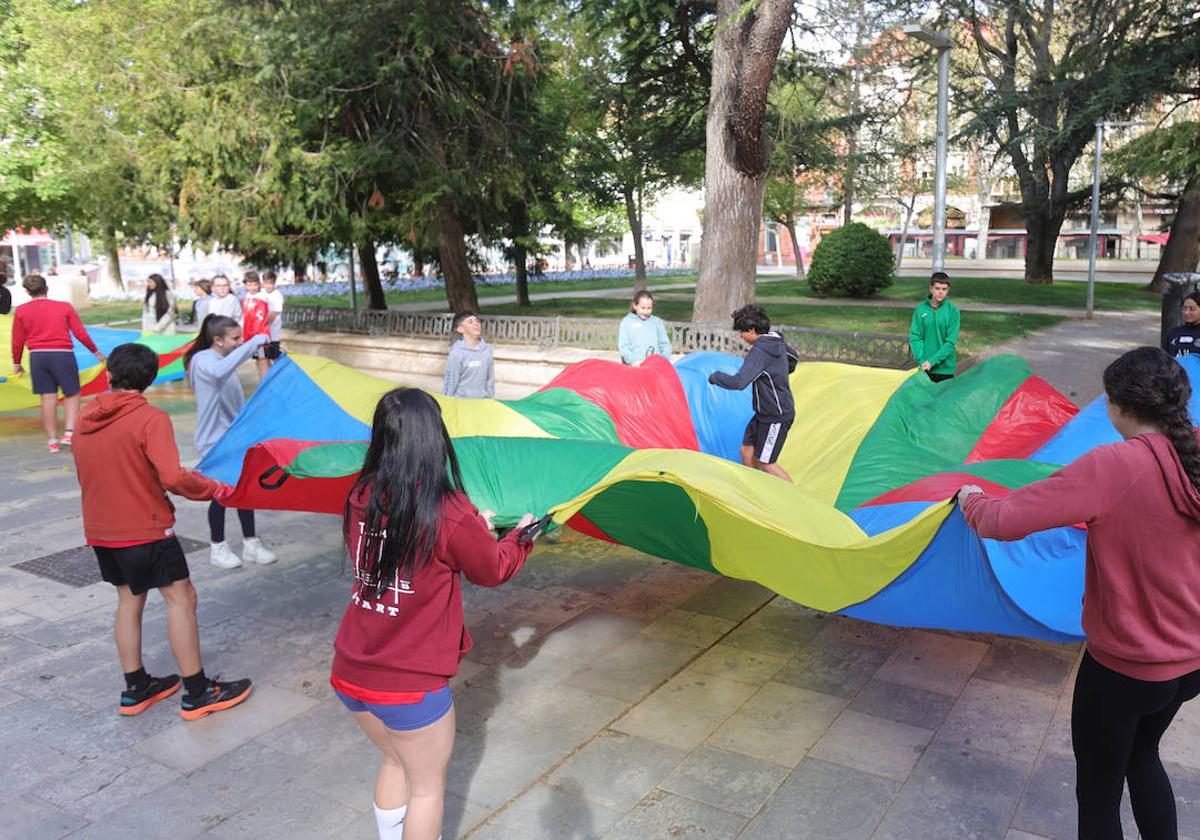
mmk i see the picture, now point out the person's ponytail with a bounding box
[1103,347,1200,494]
[183,314,238,380]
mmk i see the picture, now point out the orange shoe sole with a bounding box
[119,680,181,716]
[179,684,253,720]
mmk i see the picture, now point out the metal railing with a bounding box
[281,306,914,369]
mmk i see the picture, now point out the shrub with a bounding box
[806,222,895,297]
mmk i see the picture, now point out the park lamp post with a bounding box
[903,25,954,275]
[1086,120,1153,319]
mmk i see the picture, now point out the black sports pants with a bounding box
[1072,650,1200,839]
[207,500,255,543]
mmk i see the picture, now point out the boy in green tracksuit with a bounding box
[909,272,960,382]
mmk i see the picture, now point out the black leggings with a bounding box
[1072,650,1200,839]
[208,500,255,543]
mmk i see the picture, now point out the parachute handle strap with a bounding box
[258,466,289,490]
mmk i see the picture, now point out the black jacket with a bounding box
[1164,324,1200,358]
[0,283,10,316]
[708,332,799,421]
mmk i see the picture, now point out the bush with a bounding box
[807,222,895,297]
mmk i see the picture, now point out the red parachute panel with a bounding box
[964,375,1078,464]
[540,354,699,451]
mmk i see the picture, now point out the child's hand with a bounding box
[515,512,535,530]
[213,483,237,503]
[479,509,496,530]
[956,484,984,504]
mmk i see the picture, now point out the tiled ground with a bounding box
[4,310,1193,839]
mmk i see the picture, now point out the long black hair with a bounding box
[345,387,466,597]
[1103,346,1200,493]
[183,314,239,376]
[145,273,171,320]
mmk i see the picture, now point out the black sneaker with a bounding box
[179,677,253,720]
[119,673,181,716]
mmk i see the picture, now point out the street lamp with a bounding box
[1086,120,1153,319]
[903,25,954,274]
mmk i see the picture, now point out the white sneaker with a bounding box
[242,537,277,565]
[210,541,243,569]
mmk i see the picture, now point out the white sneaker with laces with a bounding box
[209,541,243,569]
[242,537,277,565]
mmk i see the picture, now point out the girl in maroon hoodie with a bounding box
[959,347,1200,840]
[332,387,536,840]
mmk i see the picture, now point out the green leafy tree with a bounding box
[945,0,1200,284]
[1113,121,1200,292]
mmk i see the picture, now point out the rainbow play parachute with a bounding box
[0,313,194,412]
[196,349,1200,644]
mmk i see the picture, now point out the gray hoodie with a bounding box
[443,338,495,399]
[189,334,267,457]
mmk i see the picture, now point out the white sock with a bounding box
[373,802,406,840]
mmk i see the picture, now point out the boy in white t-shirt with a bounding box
[259,270,284,378]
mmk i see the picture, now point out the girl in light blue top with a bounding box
[618,290,672,365]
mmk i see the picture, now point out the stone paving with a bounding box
[1,310,1196,840]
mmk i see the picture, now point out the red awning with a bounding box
[4,228,54,247]
[1138,232,1170,245]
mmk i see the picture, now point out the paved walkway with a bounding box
[2,314,1195,840]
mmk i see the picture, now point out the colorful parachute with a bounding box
[195,347,1188,644]
[0,313,194,412]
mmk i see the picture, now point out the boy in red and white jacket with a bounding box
[73,342,253,721]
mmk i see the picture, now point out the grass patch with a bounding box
[287,273,698,309]
[761,275,1159,311]
[79,300,143,325]
[481,297,1066,357]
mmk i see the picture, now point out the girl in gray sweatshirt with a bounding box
[183,315,275,569]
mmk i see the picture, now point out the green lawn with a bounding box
[481,297,1065,358]
[287,273,698,309]
[762,275,1160,311]
[79,300,143,325]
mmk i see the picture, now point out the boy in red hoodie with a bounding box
[72,343,253,720]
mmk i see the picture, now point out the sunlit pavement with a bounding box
[4,317,1198,840]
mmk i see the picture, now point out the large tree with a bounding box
[572,0,708,290]
[691,0,794,323]
[947,0,1200,284]
[1114,121,1200,292]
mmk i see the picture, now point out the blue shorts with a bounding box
[29,351,81,396]
[335,685,453,731]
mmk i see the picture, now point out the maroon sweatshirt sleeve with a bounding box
[12,309,26,365]
[443,506,533,587]
[142,411,219,501]
[961,446,1128,540]
[66,306,99,354]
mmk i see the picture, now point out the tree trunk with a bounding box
[691,0,793,323]
[514,243,530,306]
[102,223,124,291]
[624,186,647,292]
[438,199,478,312]
[976,203,991,260]
[1023,203,1067,285]
[1148,174,1200,293]
[358,239,386,310]
[783,218,805,280]
[895,202,914,273]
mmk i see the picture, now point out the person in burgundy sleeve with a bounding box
[332,387,541,840]
[958,347,1200,840]
[72,343,253,721]
[11,273,106,452]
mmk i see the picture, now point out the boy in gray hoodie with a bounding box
[443,310,495,399]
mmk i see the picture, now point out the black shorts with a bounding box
[94,537,190,596]
[742,418,792,465]
[29,351,81,396]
